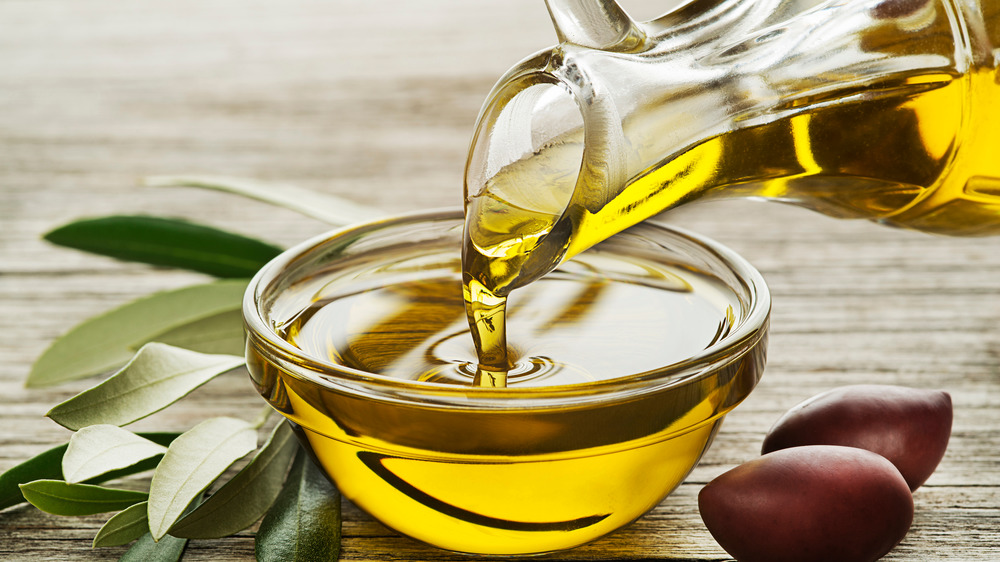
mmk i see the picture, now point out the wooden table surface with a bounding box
[2,1,998,560]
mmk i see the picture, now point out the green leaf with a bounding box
[144,174,382,226]
[27,279,248,387]
[43,215,282,278]
[169,421,298,538]
[92,501,149,547]
[63,425,168,484]
[147,416,258,541]
[139,308,246,355]
[118,532,188,562]
[46,343,245,430]
[0,444,65,511]
[113,495,203,556]
[255,449,341,562]
[0,433,178,511]
[18,480,147,516]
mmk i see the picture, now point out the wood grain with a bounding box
[2,0,998,560]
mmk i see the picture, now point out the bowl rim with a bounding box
[243,207,770,408]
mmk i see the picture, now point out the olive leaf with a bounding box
[43,215,282,278]
[92,501,150,547]
[145,174,382,226]
[255,449,342,562]
[0,443,66,511]
[18,480,147,516]
[27,279,248,387]
[139,308,246,356]
[0,433,178,511]
[169,421,298,538]
[62,425,169,484]
[147,416,258,541]
[119,532,188,561]
[113,496,204,555]
[47,343,245,430]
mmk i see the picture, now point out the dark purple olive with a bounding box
[699,445,914,562]
[762,384,952,490]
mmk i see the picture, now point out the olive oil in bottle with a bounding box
[461,0,1000,378]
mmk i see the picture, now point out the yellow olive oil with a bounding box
[250,240,765,554]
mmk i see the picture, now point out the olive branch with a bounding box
[0,177,380,561]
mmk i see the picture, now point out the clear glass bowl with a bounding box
[243,208,769,555]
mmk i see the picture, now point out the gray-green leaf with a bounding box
[43,215,282,278]
[116,496,203,557]
[27,279,248,387]
[63,425,168,484]
[119,532,188,562]
[147,416,258,541]
[144,174,382,226]
[93,501,149,547]
[255,449,341,562]
[46,343,245,430]
[18,480,147,516]
[169,421,298,538]
[139,308,246,356]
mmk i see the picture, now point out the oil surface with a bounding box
[281,251,737,388]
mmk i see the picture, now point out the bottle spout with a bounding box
[463,71,589,296]
[543,0,645,51]
[463,5,641,295]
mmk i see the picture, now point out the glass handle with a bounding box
[543,0,645,50]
